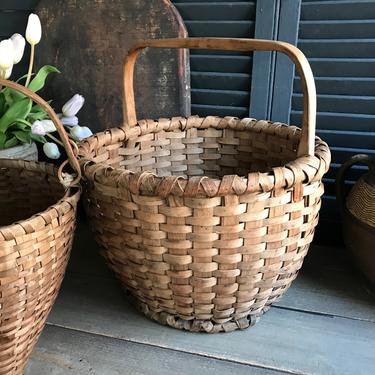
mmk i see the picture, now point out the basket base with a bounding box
[135,300,270,333]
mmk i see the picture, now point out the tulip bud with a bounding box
[43,142,61,159]
[62,94,85,117]
[41,119,56,133]
[10,34,25,64]
[71,125,93,141]
[0,39,15,70]
[3,66,13,79]
[31,120,46,136]
[60,115,79,127]
[25,14,42,46]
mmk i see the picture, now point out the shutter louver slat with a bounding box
[191,104,248,117]
[299,39,375,58]
[184,20,254,37]
[191,72,251,91]
[293,93,375,114]
[176,3,255,21]
[301,1,375,21]
[299,20,375,39]
[294,77,375,96]
[291,111,375,132]
[190,54,252,73]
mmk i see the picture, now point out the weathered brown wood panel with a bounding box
[36,0,190,131]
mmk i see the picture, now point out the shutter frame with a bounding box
[293,0,375,228]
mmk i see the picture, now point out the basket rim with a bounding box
[0,159,80,237]
[78,116,331,197]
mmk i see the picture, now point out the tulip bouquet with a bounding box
[0,13,92,160]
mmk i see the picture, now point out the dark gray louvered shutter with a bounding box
[173,1,256,118]
[291,0,375,238]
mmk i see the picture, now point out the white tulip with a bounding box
[3,65,13,79]
[31,120,57,135]
[0,39,15,70]
[43,142,61,159]
[60,115,79,127]
[41,119,56,133]
[25,14,42,46]
[10,33,25,64]
[62,94,85,117]
[71,126,93,141]
[31,120,46,136]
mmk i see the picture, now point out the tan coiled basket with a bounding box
[79,38,331,333]
[0,80,81,373]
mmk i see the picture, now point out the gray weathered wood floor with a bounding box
[25,223,375,375]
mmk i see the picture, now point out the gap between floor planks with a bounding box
[27,325,286,375]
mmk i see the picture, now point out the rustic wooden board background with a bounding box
[36,0,190,132]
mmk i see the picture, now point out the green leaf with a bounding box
[10,123,27,131]
[4,136,19,149]
[28,111,48,121]
[30,133,46,144]
[13,130,31,144]
[28,104,49,121]
[2,88,15,107]
[0,132,5,148]
[0,98,32,133]
[31,104,42,112]
[12,118,31,128]
[28,65,60,93]
[9,119,29,131]
[0,92,6,114]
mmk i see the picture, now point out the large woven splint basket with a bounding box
[79,38,331,333]
[0,80,81,373]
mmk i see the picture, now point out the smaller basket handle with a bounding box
[0,78,81,187]
[123,38,316,157]
[336,154,375,216]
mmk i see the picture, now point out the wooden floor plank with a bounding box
[69,223,375,322]
[26,325,281,375]
[276,276,375,322]
[46,273,375,375]
[276,246,375,322]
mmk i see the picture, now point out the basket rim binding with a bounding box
[0,159,80,233]
[78,115,331,198]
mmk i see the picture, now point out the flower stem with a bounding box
[25,44,35,87]
[46,132,64,147]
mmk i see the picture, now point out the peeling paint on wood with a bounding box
[36,0,190,131]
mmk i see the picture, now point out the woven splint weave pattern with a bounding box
[0,160,80,374]
[79,116,330,332]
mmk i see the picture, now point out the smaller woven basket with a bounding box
[0,80,81,374]
[79,38,331,333]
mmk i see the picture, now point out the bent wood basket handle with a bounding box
[123,38,317,157]
[336,154,375,216]
[0,79,81,187]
